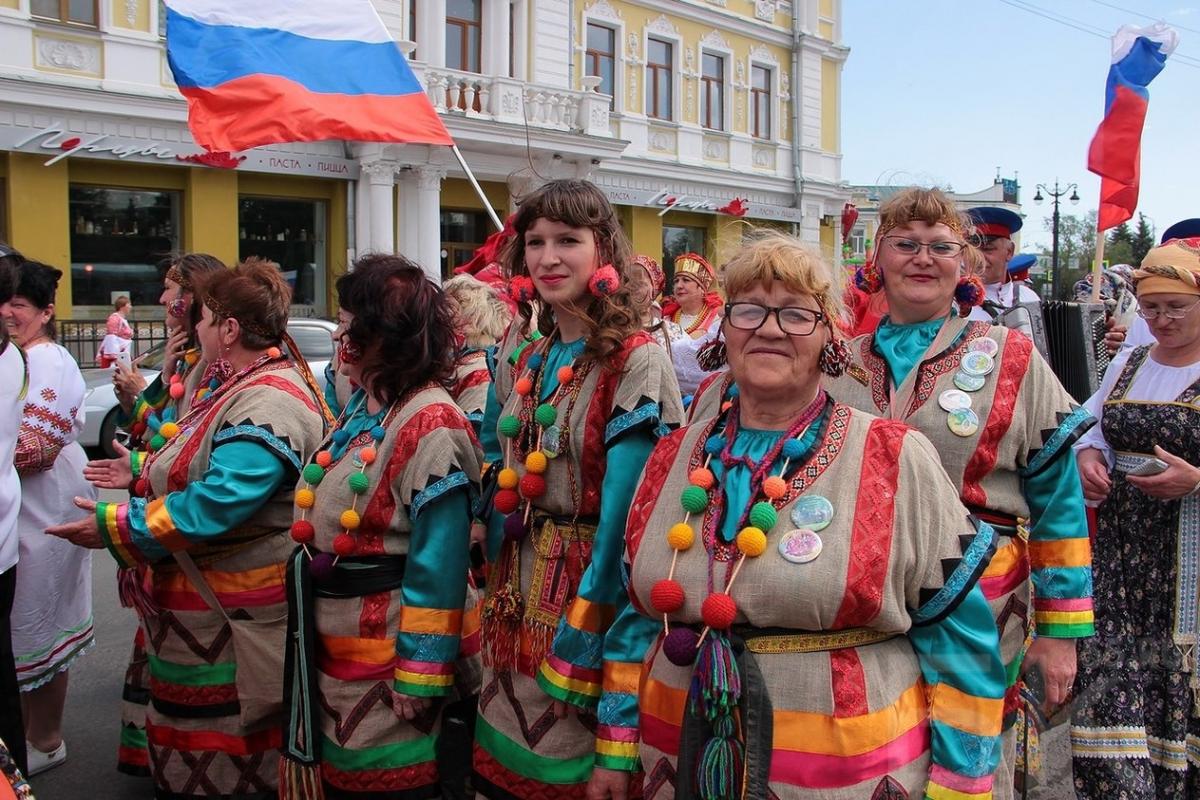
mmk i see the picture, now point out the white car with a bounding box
[81,318,337,457]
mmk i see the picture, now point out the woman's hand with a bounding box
[162,328,191,378]
[84,442,133,490]
[1103,317,1127,356]
[1022,636,1077,712]
[587,767,631,800]
[391,690,431,721]
[1127,445,1200,500]
[44,498,104,549]
[470,521,487,548]
[112,358,148,413]
[1076,447,1112,504]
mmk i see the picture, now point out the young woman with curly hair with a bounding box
[471,179,684,799]
[279,254,484,799]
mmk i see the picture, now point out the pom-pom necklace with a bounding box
[291,392,393,578]
[655,386,828,666]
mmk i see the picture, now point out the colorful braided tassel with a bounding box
[697,715,745,800]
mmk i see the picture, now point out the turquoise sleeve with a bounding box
[1022,452,1095,637]
[909,583,1005,789]
[593,591,662,771]
[117,440,287,563]
[394,485,473,697]
[323,361,342,418]
[480,378,503,464]
[537,432,656,708]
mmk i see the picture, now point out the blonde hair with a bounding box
[114,295,130,311]
[721,230,847,333]
[876,187,982,275]
[443,274,514,347]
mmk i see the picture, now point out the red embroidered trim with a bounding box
[832,417,906,628]
[14,426,62,472]
[625,430,686,615]
[149,676,238,706]
[40,387,57,402]
[859,337,890,414]
[360,593,391,641]
[453,366,491,399]
[579,334,651,516]
[905,322,991,417]
[961,333,1031,508]
[829,648,869,717]
[22,402,72,436]
[321,759,438,792]
[473,743,589,799]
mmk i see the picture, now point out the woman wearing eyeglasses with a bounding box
[1071,240,1200,798]
[827,188,1095,800]
[588,231,1005,800]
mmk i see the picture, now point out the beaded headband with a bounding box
[203,293,278,339]
[165,265,191,292]
[673,253,716,291]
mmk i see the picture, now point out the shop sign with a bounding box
[600,185,802,223]
[1,123,360,179]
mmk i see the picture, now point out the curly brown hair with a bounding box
[337,254,457,406]
[501,179,642,367]
[196,257,289,350]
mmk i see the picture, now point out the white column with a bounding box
[417,0,446,67]
[353,175,371,262]
[415,166,446,282]
[482,0,511,77]
[395,172,421,264]
[362,161,398,255]
[511,0,528,81]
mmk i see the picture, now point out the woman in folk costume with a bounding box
[825,188,1095,800]
[444,273,513,436]
[1071,239,1200,799]
[280,255,483,798]
[97,294,134,368]
[3,260,96,776]
[48,258,329,798]
[591,230,1005,800]
[472,179,684,798]
[629,255,672,352]
[663,253,724,397]
[100,251,225,778]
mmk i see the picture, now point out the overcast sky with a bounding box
[841,0,1198,251]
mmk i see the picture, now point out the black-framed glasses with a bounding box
[724,302,824,336]
[883,236,965,259]
[1137,299,1200,320]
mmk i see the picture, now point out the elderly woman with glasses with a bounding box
[1071,240,1200,798]
[827,188,1095,800]
[590,231,1005,800]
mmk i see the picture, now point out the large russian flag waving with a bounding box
[1086,23,1176,231]
[165,0,453,152]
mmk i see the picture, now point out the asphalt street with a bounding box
[25,490,1076,800]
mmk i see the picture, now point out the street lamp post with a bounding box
[1033,181,1080,300]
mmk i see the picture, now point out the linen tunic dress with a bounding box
[473,321,684,799]
[607,389,1006,798]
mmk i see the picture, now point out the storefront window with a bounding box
[662,224,707,282]
[238,197,327,316]
[440,210,493,279]
[69,186,180,310]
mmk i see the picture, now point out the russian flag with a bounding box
[1086,23,1176,231]
[165,0,453,153]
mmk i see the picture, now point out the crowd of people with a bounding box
[0,180,1197,800]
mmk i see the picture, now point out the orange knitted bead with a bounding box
[515,376,534,396]
[316,451,333,468]
[688,468,715,490]
[762,476,787,500]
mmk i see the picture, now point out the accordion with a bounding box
[997,301,1110,403]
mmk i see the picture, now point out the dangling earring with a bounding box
[168,295,190,319]
[954,274,986,318]
[696,334,727,371]
[589,264,620,297]
[337,338,362,366]
[205,343,234,388]
[819,337,851,377]
[854,260,883,293]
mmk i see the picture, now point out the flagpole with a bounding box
[451,145,504,232]
[1091,227,1105,303]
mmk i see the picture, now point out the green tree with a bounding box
[1132,213,1156,264]
[1106,221,1135,266]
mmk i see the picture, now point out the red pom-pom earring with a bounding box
[509,275,537,304]
[589,264,621,297]
[854,260,883,293]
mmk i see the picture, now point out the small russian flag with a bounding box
[165,0,453,153]
[1087,23,1177,232]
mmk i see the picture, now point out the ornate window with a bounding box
[700,53,725,131]
[31,0,98,27]
[585,23,616,109]
[751,65,772,140]
[646,37,673,120]
[446,0,482,73]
